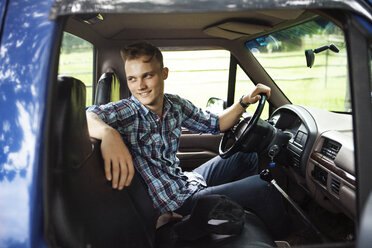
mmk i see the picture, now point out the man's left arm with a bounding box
[219,83,271,132]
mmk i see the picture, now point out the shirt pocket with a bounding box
[139,132,162,147]
[171,128,181,140]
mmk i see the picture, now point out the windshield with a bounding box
[246,17,350,113]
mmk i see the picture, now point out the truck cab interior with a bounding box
[43,1,372,247]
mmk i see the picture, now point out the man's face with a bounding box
[125,56,168,113]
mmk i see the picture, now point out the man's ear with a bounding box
[162,67,169,80]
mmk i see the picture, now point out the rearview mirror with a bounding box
[206,97,226,114]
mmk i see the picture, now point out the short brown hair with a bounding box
[120,41,164,68]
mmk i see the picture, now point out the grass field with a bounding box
[58,49,349,116]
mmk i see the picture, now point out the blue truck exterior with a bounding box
[0,0,372,247]
[0,0,56,246]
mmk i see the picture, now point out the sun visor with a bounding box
[203,9,305,40]
[256,9,305,20]
[204,22,272,40]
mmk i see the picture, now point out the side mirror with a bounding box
[305,49,315,68]
[305,43,339,68]
[206,97,226,114]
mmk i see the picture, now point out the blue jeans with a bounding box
[175,152,289,239]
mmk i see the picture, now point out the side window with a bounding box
[235,65,255,101]
[58,32,94,106]
[235,65,270,119]
[163,50,230,110]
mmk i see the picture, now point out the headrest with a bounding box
[55,75,92,168]
[94,71,121,105]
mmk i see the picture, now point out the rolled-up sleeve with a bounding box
[86,100,135,130]
[86,103,116,125]
[179,97,220,135]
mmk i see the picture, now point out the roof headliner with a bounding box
[65,9,313,43]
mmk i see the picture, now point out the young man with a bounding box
[86,41,288,238]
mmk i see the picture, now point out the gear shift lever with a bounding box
[260,169,328,242]
[259,168,273,182]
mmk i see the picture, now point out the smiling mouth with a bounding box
[138,90,151,97]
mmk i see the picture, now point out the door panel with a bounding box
[178,133,223,170]
[0,1,6,33]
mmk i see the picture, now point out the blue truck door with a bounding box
[0,0,8,37]
[0,0,58,247]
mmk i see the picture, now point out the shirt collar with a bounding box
[130,94,173,118]
[130,95,150,116]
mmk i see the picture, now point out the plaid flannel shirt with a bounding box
[87,93,220,213]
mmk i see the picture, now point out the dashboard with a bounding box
[268,105,355,219]
[269,105,317,176]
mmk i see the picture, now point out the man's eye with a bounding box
[144,74,153,78]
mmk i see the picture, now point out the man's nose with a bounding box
[138,79,147,90]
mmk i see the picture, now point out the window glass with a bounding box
[245,17,349,113]
[235,65,270,120]
[163,50,230,110]
[58,32,94,106]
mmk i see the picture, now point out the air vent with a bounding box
[311,165,327,187]
[321,139,341,160]
[331,177,341,195]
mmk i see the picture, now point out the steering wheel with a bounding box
[219,94,267,159]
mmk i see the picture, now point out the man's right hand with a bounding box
[86,112,134,190]
[101,128,135,190]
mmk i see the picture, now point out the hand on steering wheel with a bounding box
[219,94,267,158]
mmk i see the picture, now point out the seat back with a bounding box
[94,70,121,105]
[45,76,157,248]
